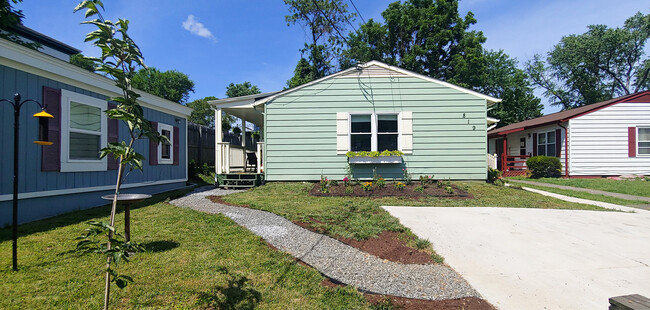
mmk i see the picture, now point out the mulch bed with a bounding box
[309,182,472,199]
[210,195,434,265]
[364,293,495,310]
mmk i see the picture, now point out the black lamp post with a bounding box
[0,93,53,271]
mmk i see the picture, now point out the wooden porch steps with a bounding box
[218,173,264,189]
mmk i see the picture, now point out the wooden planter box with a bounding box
[348,156,403,164]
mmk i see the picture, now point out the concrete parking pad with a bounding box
[383,206,650,309]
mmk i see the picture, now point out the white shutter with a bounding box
[336,112,349,154]
[401,111,413,154]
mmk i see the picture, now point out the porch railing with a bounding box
[502,154,530,172]
[216,142,264,174]
[487,153,498,169]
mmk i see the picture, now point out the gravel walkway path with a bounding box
[170,186,480,301]
[511,180,650,203]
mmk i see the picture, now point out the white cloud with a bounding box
[182,15,216,42]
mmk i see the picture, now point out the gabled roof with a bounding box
[488,91,650,137]
[254,60,501,106]
[8,24,80,55]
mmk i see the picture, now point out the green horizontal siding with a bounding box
[264,76,488,181]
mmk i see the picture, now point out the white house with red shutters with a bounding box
[488,91,650,177]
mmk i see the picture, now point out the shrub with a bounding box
[419,175,433,187]
[344,186,354,194]
[445,186,454,194]
[487,168,502,183]
[526,156,562,178]
[319,174,331,193]
[414,185,424,193]
[394,182,406,190]
[376,177,386,189]
[402,168,412,185]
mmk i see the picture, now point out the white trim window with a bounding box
[60,89,107,172]
[638,127,650,156]
[537,131,556,157]
[349,113,400,152]
[158,122,174,164]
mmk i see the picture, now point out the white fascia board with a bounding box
[487,117,500,125]
[0,178,188,201]
[0,38,192,118]
[209,98,256,109]
[364,60,502,104]
[256,60,501,105]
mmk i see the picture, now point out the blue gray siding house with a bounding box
[0,29,192,226]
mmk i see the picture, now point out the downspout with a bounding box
[558,121,569,178]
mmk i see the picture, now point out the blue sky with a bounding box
[15,0,649,114]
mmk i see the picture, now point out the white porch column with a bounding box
[215,108,223,174]
[242,117,247,170]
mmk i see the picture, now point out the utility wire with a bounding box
[311,0,350,46]
[332,0,357,33]
[348,0,366,24]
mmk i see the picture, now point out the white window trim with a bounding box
[638,127,650,157]
[60,89,107,172]
[157,122,174,165]
[537,131,556,157]
[348,112,401,152]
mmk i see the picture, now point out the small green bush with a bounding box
[487,168,502,183]
[526,156,562,178]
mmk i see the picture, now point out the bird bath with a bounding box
[101,194,151,242]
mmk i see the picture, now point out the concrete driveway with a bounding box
[383,207,650,309]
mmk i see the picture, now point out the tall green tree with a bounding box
[526,12,650,110]
[0,0,40,49]
[287,58,319,88]
[340,0,541,127]
[131,67,195,104]
[187,96,216,127]
[340,0,486,88]
[225,81,261,98]
[284,0,355,87]
[480,50,542,126]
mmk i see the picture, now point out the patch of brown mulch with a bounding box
[309,182,472,199]
[339,231,434,265]
[365,294,496,310]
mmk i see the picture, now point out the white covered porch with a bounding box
[209,92,277,175]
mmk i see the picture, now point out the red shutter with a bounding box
[628,127,636,157]
[107,103,119,170]
[532,133,538,156]
[149,121,158,166]
[41,87,61,171]
[555,129,562,157]
[173,126,180,166]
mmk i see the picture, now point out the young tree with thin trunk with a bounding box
[73,1,165,309]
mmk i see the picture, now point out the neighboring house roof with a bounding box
[488,91,650,137]
[253,60,501,106]
[8,24,81,55]
[1,37,192,117]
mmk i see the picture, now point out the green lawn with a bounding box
[507,181,648,207]
[508,177,650,198]
[221,182,610,259]
[0,189,369,309]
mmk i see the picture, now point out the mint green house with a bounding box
[210,61,500,184]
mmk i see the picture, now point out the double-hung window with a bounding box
[349,113,399,152]
[638,127,650,156]
[157,122,174,164]
[60,89,107,172]
[537,131,556,157]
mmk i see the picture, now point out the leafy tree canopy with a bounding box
[187,96,217,127]
[131,67,195,104]
[526,12,650,110]
[284,0,355,87]
[226,81,261,98]
[69,53,96,72]
[340,0,541,127]
[0,0,40,49]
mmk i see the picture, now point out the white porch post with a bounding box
[215,107,223,174]
[256,142,263,174]
[242,117,247,170]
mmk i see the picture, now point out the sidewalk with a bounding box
[510,179,650,203]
